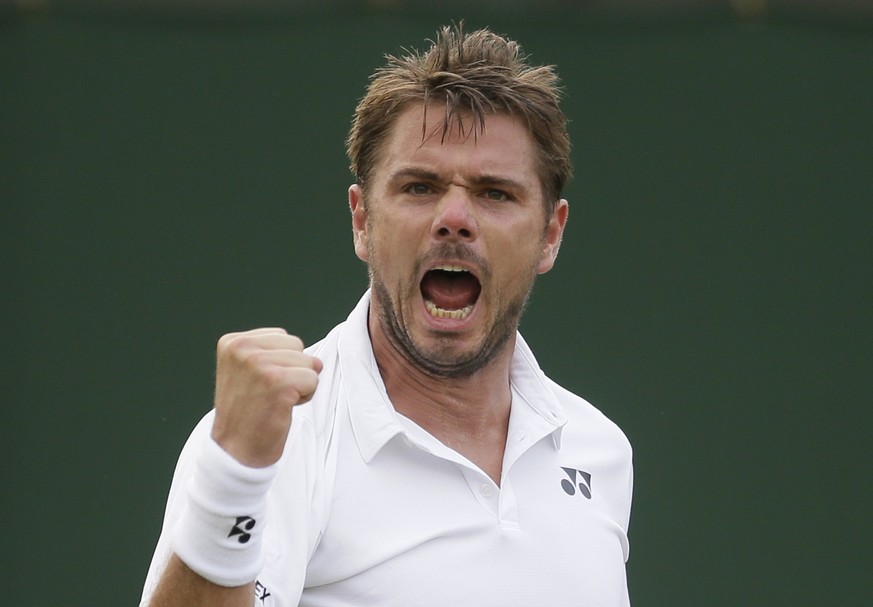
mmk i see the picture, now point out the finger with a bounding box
[263,367,320,408]
[219,331,305,356]
[220,327,288,342]
[244,349,322,371]
[287,367,320,402]
[234,327,288,335]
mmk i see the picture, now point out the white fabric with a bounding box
[170,436,277,587]
[141,291,633,606]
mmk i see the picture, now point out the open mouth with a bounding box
[420,265,482,321]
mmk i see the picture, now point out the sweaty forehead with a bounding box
[374,104,540,188]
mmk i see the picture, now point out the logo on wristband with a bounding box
[228,515,257,543]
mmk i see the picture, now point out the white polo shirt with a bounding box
[141,291,633,606]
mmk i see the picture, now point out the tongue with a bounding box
[421,271,480,310]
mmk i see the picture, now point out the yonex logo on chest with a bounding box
[560,467,592,499]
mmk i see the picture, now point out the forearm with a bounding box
[148,554,253,607]
[146,331,320,606]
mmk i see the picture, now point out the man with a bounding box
[141,24,632,607]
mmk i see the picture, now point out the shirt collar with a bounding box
[508,333,568,451]
[337,290,567,463]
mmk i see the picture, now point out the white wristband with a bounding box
[170,436,278,587]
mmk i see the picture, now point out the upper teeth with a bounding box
[434,265,467,272]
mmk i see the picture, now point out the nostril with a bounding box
[434,198,477,239]
[437,226,472,239]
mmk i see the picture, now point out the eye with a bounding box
[483,188,511,202]
[404,182,433,196]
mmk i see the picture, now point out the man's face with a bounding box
[349,104,568,378]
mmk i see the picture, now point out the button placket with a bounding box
[497,477,520,529]
[461,469,498,514]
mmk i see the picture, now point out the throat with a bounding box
[441,425,507,485]
[389,383,511,485]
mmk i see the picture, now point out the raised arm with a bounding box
[145,329,322,607]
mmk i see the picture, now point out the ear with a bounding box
[349,184,369,262]
[537,199,569,274]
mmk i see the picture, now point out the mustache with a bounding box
[413,243,492,280]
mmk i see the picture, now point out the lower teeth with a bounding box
[425,300,473,320]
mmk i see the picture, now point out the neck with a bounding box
[368,310,514,484]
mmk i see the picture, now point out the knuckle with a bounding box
[216,332,237,353]
[259,364,288,389]
[217,332,253,360]
[239,346,265,366]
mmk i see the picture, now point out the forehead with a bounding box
[373,103,540,188]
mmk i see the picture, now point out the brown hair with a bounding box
[347,24,572,208]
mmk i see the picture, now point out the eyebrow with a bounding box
[388,167,441,183]
[388,167,529,192]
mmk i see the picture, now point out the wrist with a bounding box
[170,435,278,587]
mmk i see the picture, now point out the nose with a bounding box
[433,185,478,241]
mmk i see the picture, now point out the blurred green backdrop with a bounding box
[2,2,872,605]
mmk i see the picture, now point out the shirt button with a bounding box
[479,483,494,498]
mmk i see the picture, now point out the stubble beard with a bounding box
[368,257,537,380]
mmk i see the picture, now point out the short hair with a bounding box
[347,24,572,208]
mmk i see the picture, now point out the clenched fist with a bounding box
[210,328,323,468]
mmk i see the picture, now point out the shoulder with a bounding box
[547,377,633,458]
[512,332,632,458]
[545,377,634,534]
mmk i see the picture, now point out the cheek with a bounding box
[366,222,414,279]
[491,220,545,263]
[373,214,427,255]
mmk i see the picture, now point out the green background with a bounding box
[3,3,871,605]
